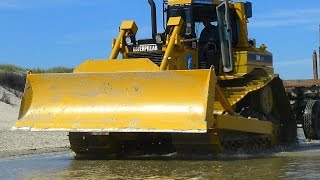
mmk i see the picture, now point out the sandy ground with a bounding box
[0,86,70,157]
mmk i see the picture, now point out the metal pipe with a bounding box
[313,50,318,80]
[148,0,157,38]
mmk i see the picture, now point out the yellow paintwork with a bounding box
[234,3,249,48]
[233,51,274,75]
[215,84,236,116]
[13,1,280,151]
[14,16,276,135]
[167,17,183,26]
[163,1,274,76]
[160,17,184,70]
[168,0,221,5]
[74,59,159,72]
[14,69,217,133]
[109,29,126,59]
[13,62,275,136]
[214,75,273,115]
[215,115,275,135]
[120,21,138,35]
[109,21,138,59]
[168,0,192,5]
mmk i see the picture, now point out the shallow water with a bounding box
[1,129,320,179]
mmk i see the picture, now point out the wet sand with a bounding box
[2,86,320,179]
[0,86,70,157]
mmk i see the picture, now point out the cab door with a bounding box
[216,1,233,73]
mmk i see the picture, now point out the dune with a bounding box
[0,86,70,157]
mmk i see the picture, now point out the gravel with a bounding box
[0,86,70,157]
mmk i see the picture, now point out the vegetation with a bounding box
[1,91,11,105]
[30,66,73,73]
[0,64,73,94]
[0,64,26,73]
[0,64,73,74]
[0,71,26,92]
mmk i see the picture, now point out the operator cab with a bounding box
[166,1,221,70]
[164,0,252,73]
[125,0,254,74]
[166,0,217,39]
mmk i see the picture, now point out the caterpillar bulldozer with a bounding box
[13,0,297,156]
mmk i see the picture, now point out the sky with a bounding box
[0,0,319,80]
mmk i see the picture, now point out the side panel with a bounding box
[234,51,274,75]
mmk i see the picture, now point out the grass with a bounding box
[1,91,11,105]
[0,64,26,73]
[31,66,73,73]
[0,64,73,74]
[0,71,26,92]
[0,64,74,93]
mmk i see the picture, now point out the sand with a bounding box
[0,86,70,157]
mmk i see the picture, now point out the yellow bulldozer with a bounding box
[13,0,297,156]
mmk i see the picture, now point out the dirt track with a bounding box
[0,86,70,157]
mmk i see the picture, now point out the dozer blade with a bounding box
[13,69,216,133]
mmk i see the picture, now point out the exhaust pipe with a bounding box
[313,50,318,80]
[148,0,157,38]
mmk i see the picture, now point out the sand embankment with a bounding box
[0,86,70,157]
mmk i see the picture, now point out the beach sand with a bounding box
[0,86,70,157]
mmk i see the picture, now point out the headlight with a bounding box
[125,36,133,45]
[155,34,163,44]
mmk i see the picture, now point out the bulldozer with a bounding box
[13,0,297,156]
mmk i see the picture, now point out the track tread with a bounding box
[303,101,319,139]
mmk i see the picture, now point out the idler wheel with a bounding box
[260,85,274,115]
[303,100,320,140]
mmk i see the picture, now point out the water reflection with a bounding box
[11,153,315,179]
[57,157,290,179]
[2,130,320,179]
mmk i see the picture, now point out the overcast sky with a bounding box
[0,0,319,79]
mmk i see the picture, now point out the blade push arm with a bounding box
[109,21,138,59]
[160,17,184,70]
